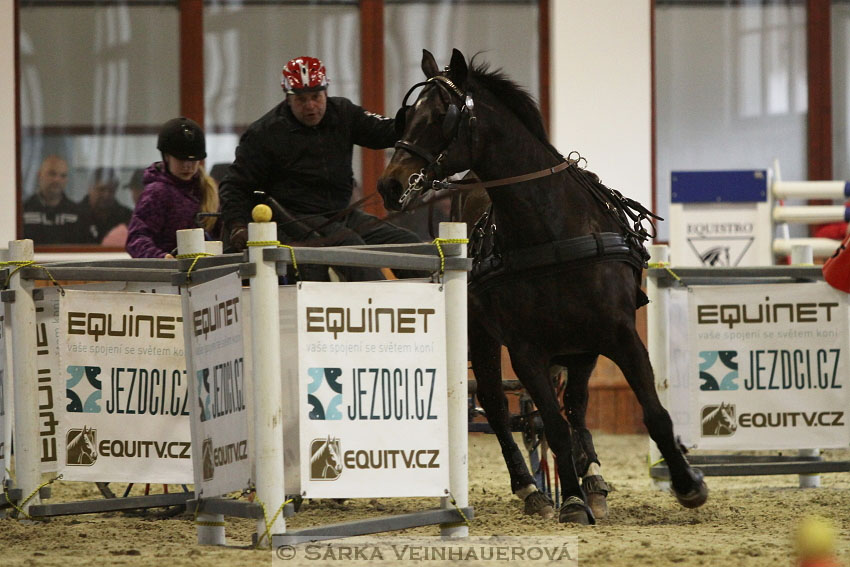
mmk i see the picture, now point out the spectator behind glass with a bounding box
[79,167,133,244]
[22,155,88,244]
[126,117,219,258]
[218,56,422,281]
[101,168,146,247]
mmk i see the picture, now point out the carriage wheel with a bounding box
[95,482,190,518]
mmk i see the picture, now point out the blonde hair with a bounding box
[197,165,220,232]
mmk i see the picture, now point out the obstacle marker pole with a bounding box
[790,244,821,489]
[7,239,41,513]
[439,222,469,538]
[647,244,673,491]
[177,229,226,545]
[247,222,287,540]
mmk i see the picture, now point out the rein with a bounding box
[431,160,573,193]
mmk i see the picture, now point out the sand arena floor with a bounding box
[2,432,849,566]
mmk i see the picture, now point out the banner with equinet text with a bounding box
[185,273,251,498]
[296,281,450,498]
[57,290,192,483]
[687,282,850,450]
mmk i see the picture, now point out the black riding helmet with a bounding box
[157,117,207,160]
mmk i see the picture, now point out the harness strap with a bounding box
[394,140,438,164]
[497,232,643,274]
[434,160,573,193]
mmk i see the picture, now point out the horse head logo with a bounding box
[701,403,737,437]
[310,436,343,481]
[202,438,215,481]
[66,426,98,465]
[700,246,731,267]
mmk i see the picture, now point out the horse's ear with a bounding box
[421,49,440,78]
[448,48,468,85]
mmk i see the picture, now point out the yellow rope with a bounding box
[0,261,65,295]
[3,474,62,521]
[247,240,299,278]
[175,252,214,282]
[647,455,667,478]
[442,489,471,528]
[191,498,226,527]
[647,261,682,284]
[253,495,292,549]
[431,238,469,276]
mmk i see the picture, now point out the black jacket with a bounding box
[219,96,396,232]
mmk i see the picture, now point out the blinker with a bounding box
[442,104,460,139]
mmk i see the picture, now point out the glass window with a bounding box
[655,2,808,242]
[384,0,539,239]
[19,2,180,247]
[833,2,850,179]
[204,1,361,185]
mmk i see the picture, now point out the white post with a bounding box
[177,228,226,545]
[8,239,40,513]
[204,241,223,255]
[647,244,672,491]
[1,247,14,498]
[439,222,469,538]
[790,244,821,489]
[248,222,287,541]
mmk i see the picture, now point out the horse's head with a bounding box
[378,48,477,211]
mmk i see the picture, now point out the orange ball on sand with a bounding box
[796,516,842,567]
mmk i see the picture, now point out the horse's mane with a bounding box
[468,56,559,156]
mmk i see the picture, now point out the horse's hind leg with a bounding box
[607,329,708,508]
[470,320,554,519]
[556,354,610,519]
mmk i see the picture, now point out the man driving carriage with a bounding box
[218,56,423,281]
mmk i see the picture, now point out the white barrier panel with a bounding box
[685,282,850,450]
[296,281,450,499]
[185,272,251,498]
[57,290,193,483]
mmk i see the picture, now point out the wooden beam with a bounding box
[360,0,386,217]
[807,0,831,181]
[539,0,550,133]
[179,0,204,126]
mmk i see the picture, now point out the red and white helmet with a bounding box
[281,56,328,94]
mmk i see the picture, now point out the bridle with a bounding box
[393,72,571,210]
[394,74,480,209]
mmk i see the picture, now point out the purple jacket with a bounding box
[126,163,206,258]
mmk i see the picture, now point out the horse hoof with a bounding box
[523,490,555,519]
[674,469,709,509]
[582,475,609,520]
[676,480,709,509]
[558,496,595,525]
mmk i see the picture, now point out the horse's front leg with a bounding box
[469,318,555,519]
[510,345,594,525]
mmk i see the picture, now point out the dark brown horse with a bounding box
[377,49,707,525]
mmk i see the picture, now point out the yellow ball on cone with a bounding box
[252,203,273,223]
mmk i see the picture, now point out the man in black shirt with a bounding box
[78,167,133,244]
[219,56,422,281]
[22,155,87,244]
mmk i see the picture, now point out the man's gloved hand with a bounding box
[228,225,249,252]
